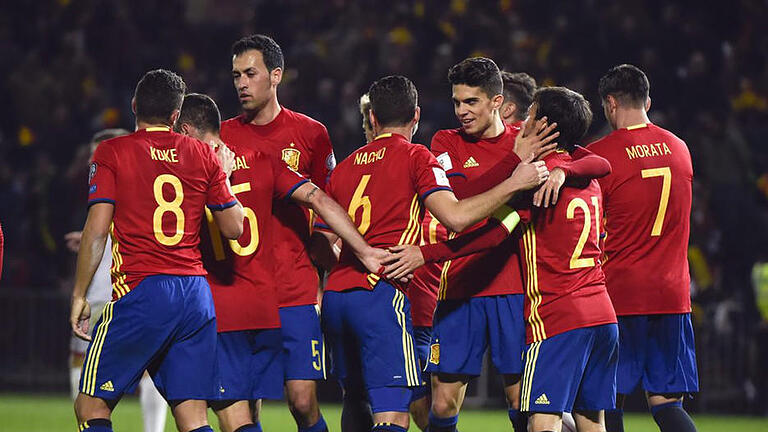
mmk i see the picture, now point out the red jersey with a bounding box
[517,152,616,344]
[87,127,236,300]
[324,133,452,293]
[587,123,693,315]
[408,211,445,327]
[200,145,308,332]
[221,108,334,307]
[431,125,523,300]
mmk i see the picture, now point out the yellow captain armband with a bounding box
[492,205,520,234]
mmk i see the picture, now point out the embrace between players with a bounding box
[70,34,698,432]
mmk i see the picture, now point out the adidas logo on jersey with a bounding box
[463,157,480,168]
[99,381,114,392]
[535,393,550,405]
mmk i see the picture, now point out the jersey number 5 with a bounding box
[641,167,671,237]
[567,196,600,269]
[206,182,259,260]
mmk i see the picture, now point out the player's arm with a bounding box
[441,117,559,199]
[70,203,113,341]
[425,156,547,233]
[383,206,520,279]
[291,182,387,274]
[208,143,244,239]
[533,146,612,207]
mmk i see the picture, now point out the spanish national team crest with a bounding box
[429,343,440,364]
[282,145,301,171]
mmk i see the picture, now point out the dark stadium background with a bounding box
[0,0,767,419]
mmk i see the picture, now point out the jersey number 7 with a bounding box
[641,167,671,237]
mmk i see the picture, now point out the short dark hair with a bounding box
[502,71,537,120]
[134,69,186,124]
[232,34,284,71]
[533,87,592,152]
[368,75,418,127]
[176,93,221,134]
[448,57,503,98]
[598,64,649,108]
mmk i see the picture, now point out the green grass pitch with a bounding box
[1,394,766,431]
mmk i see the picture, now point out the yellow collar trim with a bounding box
[626,123,648,131]
[145,126,170,132]
[374,133,393,141]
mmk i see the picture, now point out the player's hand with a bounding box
[357,246,391,275]
[514,115,559,161]
[381,245,425,281]
[510,155,549,191]
[533,167,566,207]
[70,296,92,341]
[64,231,83,253]
[214,141,236,178]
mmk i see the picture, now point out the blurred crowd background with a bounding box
[1,0,767,414]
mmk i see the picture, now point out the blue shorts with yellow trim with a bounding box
[321,281,419,413]
[79,275,217,401]
[280,304,326,380]
[426,295,525,376]
[411,326,432,402]
[616,313,699,395]
[521,323,618,413]
[213,329,284,401]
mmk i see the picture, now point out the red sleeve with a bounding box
[421,220,509,262]
[411,146,453,200]
[88,143,117,207]
[204,145,237,210]
[308,124,334,190]
[272,156,310,200]
[453,152,522,199]
[0,221,4,280]
[554,146,611,179]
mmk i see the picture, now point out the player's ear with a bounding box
[169,109,181,127]
[502,103,516,120]
[491,93,504,110]
[413,105,421,124]
[369,110,378,133]
[645,97,651,112]
[131,97,137,114]
[271,67,283,87]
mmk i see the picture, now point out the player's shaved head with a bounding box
[501,71,537,121]
[232,34,284,72]
[368,75,418,127]
[533,86,592,152]
[598,64,650,108]
[176,93,221,135]
[134,69,186,125]
[448,57,503,98]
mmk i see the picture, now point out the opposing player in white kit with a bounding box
[66,129,167,432]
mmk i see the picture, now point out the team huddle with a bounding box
[69,34,699,432]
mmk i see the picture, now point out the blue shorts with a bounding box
[521,324,618,413]
[411,326,432,402]
[616,314,699,395]
[79,275,217,401]
[279,304,326,381]
[213,329,284,401]
[322,281,419,413]
[426,295,525,376]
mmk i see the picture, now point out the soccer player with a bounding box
[422,57,610,432]
[588,64,698,432]
[70,69,244,432]
[318,75,549,432]
[403,87,619,432]
[66,129,168,432]
[224,34,334,432]
[175,93,387,432]
[500,71,537,127]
